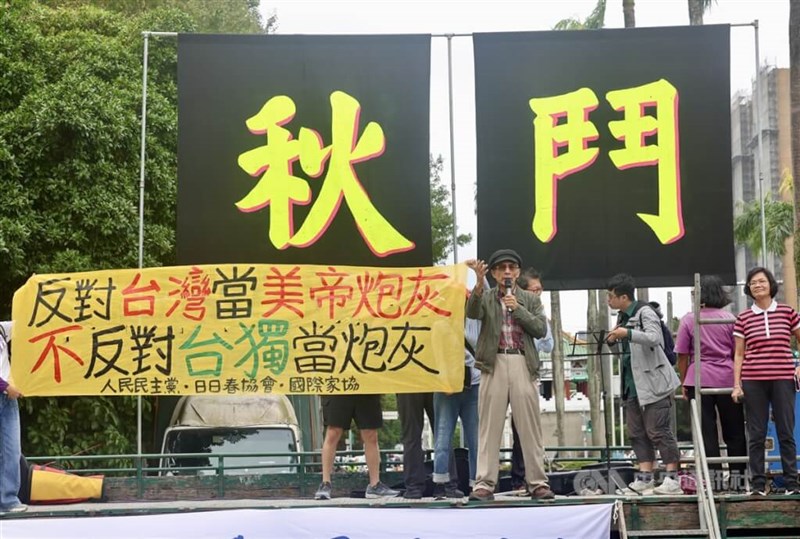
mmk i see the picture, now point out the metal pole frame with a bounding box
[137,30,178,457]
[135,23,760,460]
[731,21,767,269]
[753,21,768,270]
[446,34,458,264]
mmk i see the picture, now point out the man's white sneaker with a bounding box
[628,479,655,494]
[654,476,683,495]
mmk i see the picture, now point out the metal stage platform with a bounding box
[3,490,800,539]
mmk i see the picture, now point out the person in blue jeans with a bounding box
[0,321,26,513]
[509,268,553,492]
[431,284,481,498]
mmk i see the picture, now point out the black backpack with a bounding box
[632,301,677,366]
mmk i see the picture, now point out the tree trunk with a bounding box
[622,0,635,28]
[688,0,704,25]
[586,290,604,452]
[551,291,566,447]
[598,291,613,441]
[792,1,800,292]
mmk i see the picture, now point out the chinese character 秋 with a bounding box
[236,91,414,256]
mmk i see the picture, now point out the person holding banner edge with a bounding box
[0,321,26,513]
[466,249,554,501]
[431,266,482,499]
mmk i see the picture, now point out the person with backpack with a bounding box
[675,275,746,492]
[0,321,26,513]
[606,274,683,496]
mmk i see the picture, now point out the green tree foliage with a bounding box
[36,0,274,34]
[430,155,472,264]
[0,2,270,459]
[734,197,795,258]
[2,2,461,460]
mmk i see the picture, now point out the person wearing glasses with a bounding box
[732,267,800,496]
[509,268,554,493]
[466,249,553,501]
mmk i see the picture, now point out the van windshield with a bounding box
[164,427,297,475]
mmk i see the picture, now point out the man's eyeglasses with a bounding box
[492,263,519,271]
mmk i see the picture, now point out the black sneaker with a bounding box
[403,487,423,499]
[315,481,332,500]
[433,483,464,499]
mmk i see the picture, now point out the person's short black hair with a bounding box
[516,267,542,289]
[744,266,779,299]
[699,275,732,308]
[606,273,635,301]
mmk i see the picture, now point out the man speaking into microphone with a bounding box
[466,249,554,501]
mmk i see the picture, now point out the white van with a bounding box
[160,395,302,476]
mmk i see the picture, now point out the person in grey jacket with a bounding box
[606,273,682,496]
[466,249,553,501]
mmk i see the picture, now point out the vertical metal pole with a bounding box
[609,358,615,447]
[136,31,151,457]
[693,273,702,440]
[446,34,458,263]
[753,20,767,269]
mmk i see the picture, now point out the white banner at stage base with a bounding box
[0,504,613,539]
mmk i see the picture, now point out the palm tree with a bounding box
[623,0,635,28]
[688,0,716,26]
[733,197,794,258]
[554,0,606,30]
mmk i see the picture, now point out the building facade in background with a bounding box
[730,66,796,312]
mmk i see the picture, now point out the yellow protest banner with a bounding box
[11,264,467,396]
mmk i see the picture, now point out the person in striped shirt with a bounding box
[732,267,800,495]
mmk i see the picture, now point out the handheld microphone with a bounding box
[504,278,513,313]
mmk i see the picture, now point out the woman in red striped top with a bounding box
[732,267,800,495]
